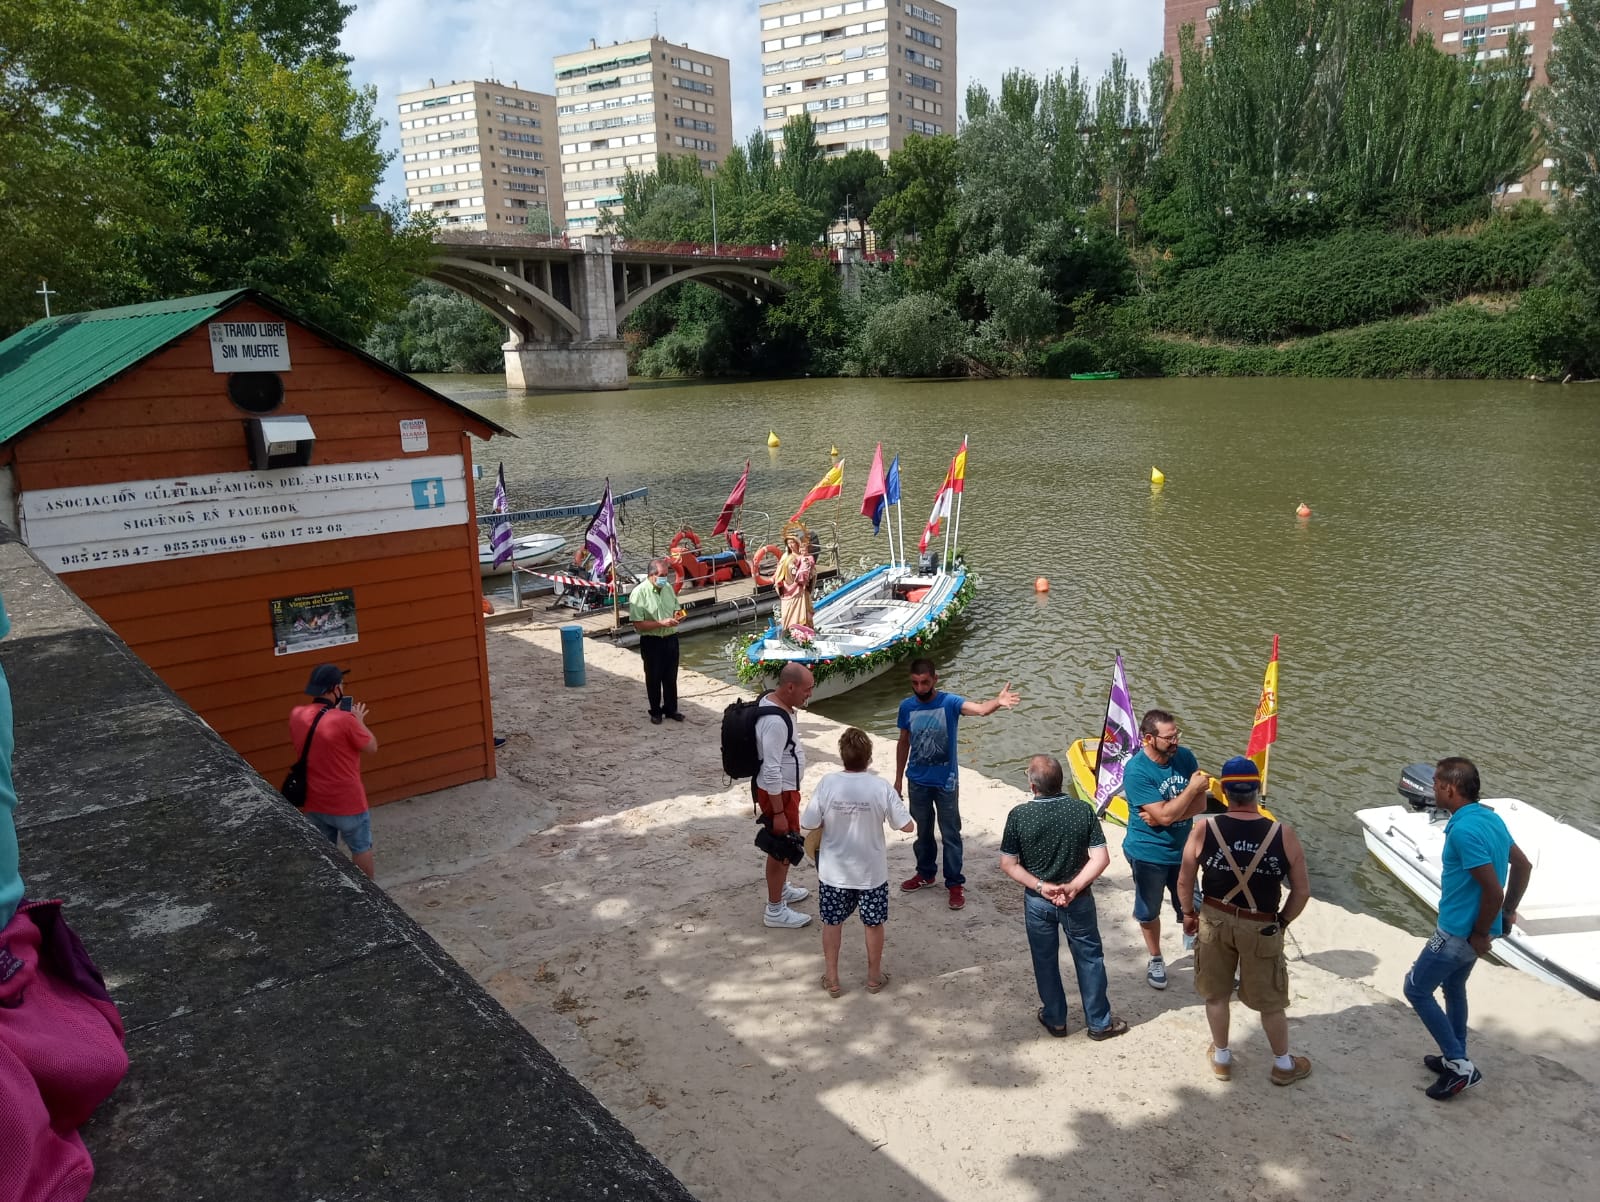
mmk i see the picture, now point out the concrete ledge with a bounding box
[0,525,696,1201]
[504,341,629,391]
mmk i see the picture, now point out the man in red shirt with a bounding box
[288,664,379,879]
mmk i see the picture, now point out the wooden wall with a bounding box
[7,299,498,805]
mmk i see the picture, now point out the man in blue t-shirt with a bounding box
[1402,757,1531,1101]
[894,658,1019,911]
[1121,708,1212,991]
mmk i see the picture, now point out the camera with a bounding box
[753,822,805,865]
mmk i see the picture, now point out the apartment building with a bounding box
[554,37,732,234]
[759,1,958,161]
[397,79,564,232]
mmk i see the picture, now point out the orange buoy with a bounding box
[1034,577,1050,593]
[482,597,494,615]
[1296,502,1312,518]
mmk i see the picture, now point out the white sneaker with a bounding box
[782,882,810,904]
[1146,957,1169,990]
[763,905,812,929]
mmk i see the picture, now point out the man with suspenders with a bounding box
[1177,756,1312,1085]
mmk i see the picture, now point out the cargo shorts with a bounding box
[1193,906,1290,1013]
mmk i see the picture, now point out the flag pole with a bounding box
[949,434,968,569]
[894,494,905,570]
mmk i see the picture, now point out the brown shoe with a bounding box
[1208,1045,1232,1082]
[1271,1055,1312,1086]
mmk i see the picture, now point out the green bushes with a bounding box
[1152,303,1544,378]
[1144,213,1560,342]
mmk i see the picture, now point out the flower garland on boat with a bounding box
[733,573,977,688]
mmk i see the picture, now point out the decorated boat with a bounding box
[735,440,974,702]
[477,532,566,578]
[1357,764,1600,999]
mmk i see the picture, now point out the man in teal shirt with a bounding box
[1403,757,1531,1100]
[0,593,21,931]
[628,558,683,725]
[1121,708,1211,990]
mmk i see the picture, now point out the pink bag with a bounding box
[0,900,128,1202]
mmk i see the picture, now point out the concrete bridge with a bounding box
[427,232,821,390]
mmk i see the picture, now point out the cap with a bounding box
[1218,755,1261,793]
[304,664,345,696]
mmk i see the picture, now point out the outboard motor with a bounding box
[918,549,941,576]
[1398,762,1437,812]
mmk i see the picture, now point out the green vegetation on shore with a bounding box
[597,0,1597,383]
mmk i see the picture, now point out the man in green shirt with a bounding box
[628,558,683,725]
[999,754,1128,1040]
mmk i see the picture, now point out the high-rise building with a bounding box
[758,1,958,161]
[1161,1,1571,200]
[554,37,733,234]
[397,79,564,232]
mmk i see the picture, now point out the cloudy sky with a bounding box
[343,0,1165,203]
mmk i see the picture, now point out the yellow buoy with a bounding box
[767,430,780,448]
[830,444,839,458]
[1151,466,1165,485]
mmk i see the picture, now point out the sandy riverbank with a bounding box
[377,624,1599,1202]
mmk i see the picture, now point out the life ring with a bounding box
[668,528,701,558]
[752,544,782,588]
[670,557,689,590]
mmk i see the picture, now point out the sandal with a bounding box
[819,975,842,999]
[866,972,890,994]
[1037,1008,1068,1038]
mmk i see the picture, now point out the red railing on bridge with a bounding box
[609,239,893,264]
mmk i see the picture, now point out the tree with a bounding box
[823,149,888,245]
[870,134,962,295]
[365,281,506,373]
[1534,0,1600,375]
[778,114,827,219]
[858,292,967,376]
[170,0,354,66]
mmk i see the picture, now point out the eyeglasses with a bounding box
[1149,730,1182,744]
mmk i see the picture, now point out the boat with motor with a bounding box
[478,532,567,578]
[736,439,974,703]
[1355,763,1600,999]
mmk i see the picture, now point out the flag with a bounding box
[1245,635,1280,793]
[1093,653,1139,815]
[949,438,968,494]
[489,463,514,568]
[582,480,619,578]
[918,458,956,552]
[711,460,749,536]
[862,443,887,533]
[884,455,901,507]
[790,460,843,522]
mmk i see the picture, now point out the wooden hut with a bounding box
[0,290,510,805]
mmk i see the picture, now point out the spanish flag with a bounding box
[949,438,968,494]
[1245,635,1279,794]
[791,460,843,522]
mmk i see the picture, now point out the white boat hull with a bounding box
[740,564,967,700]
[1356,799,1600,999]
[479,533,567,578]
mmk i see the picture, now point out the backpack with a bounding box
[721,692,794,781]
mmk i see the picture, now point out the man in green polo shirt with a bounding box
[629,557,683,725]
[999,754,1128,1040]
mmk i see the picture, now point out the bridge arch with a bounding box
[426,256,583,338]
[614,264,789,325]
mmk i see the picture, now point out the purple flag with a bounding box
[1093,653,1138,815]
[582,480,619,579]
[490,463,514,568]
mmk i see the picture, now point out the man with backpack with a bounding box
[289,664,379,880]
[747,663,815,928]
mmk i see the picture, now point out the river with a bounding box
[426,373,1600,923]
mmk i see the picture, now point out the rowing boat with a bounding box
[478,533,567,578]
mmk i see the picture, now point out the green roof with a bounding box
[0,290,246,445]
[0,289,509,445]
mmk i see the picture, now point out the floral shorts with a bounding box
[818,881,890,927]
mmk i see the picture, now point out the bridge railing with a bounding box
[609,239,894,264]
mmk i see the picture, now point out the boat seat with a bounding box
[1514,912,1600,937]
[858,599,916,609]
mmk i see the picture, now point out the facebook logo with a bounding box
[410,478,446,509]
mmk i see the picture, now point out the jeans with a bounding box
[908,781,963,885]
[1403,927,1479,1062]
[639,634,679,717]
[1024,889,1112,1031]
[1127,856,1184,925]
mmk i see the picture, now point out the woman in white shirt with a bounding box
[801,727,914,997]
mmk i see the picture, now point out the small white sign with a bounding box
[399,419,429,452]
[208,320,291,373]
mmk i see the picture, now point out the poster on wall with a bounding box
[271,588,358,656]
